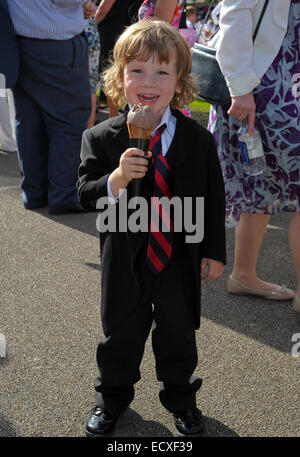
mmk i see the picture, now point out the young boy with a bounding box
[78,20,226,436]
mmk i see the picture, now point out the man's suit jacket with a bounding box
[0,0,19,88]
[78,109,226,331]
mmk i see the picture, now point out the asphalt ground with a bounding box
[0,109,299,440]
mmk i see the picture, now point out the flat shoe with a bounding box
[292,294,300,312]
[227,275,295,301]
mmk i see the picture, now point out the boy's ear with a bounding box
[175,81,182,94]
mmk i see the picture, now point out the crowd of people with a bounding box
[1,0,299,438]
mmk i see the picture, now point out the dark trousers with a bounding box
[12,34,91,212]
[94,245,202,416]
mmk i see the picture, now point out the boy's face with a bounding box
[122,51,181,126]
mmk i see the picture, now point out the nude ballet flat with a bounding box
[227,275,295,301]
[292,294,300,312]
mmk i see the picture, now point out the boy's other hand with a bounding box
[201,258,224,281]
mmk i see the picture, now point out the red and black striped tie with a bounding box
[146,124,173,274]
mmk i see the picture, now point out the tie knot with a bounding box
[156,123,167,137]
[150,123,167,157]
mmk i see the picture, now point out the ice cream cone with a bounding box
[127,122,152,140]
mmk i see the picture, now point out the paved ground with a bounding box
[0,109,299,438]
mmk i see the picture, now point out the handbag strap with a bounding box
[253,0,270,42]
[197,0,270,44]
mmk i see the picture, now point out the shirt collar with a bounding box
[152,105,172,136]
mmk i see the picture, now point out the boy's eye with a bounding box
[132,69,142,73]
[158,71,168,75]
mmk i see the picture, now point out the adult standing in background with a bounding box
[208,0,300,311]
[96,0,143,118]
[7,0,95,215]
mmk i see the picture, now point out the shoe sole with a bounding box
[84,426,114,437]
[175,427,204,437]
[175,421,205,437]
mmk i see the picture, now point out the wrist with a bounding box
[110,168,129,196]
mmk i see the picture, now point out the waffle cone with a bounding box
[127,122,152,139]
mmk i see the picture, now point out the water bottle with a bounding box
[238,121,266,176]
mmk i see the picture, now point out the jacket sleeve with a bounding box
[77,128,112,210]
[201,133,226,265]
[216,0,261,97]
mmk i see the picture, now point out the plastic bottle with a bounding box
[238,121,266,176]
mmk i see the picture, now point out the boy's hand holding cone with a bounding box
[127,104,157,197]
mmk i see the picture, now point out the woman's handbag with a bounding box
[191,0,270,105]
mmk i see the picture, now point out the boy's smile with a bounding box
[122,53,181,126]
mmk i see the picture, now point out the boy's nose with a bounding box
[141,72,155,86]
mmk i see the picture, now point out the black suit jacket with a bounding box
[0,0,19,88]
[78,109,226,331]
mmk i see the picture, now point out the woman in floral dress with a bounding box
[208,0,300,310]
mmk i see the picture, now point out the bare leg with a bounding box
[87,93,97,129]
[107,95,119,118]
[289,213,300,296]
[231,212,282,290]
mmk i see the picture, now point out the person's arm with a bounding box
[153,0,178,23]
[52,1,95,19]
[216,0,259,134]
[83,0,95,19]
[95,0,116,24]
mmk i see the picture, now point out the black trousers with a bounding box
[94,244,202,416]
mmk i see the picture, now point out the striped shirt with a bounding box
[7,0,87,40]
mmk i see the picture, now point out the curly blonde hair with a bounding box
[102,20,197,110]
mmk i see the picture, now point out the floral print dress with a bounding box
[208,0,300,228]
[85,16,101,94]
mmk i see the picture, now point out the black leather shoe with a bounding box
[85,407,119,436]
[174,407,204,436]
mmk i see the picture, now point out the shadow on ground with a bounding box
[103,408,238,437]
